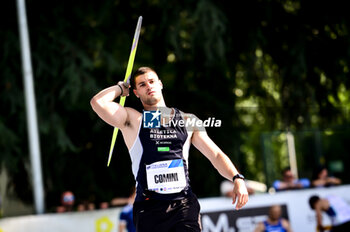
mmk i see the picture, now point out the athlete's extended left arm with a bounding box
[192,128,248,210]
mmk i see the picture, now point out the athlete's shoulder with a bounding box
[125,107,142,115]
[281,218,291,229]
[124,107,142,121]
[121,204,133,213]
[255,221,266,231]
[177,109,197,120]
[177,110,203,133]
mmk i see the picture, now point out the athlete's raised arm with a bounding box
[90,81,130,129]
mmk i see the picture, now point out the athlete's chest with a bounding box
[139,126,188,148]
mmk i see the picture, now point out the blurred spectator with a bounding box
[119,187,136,232]
[77,203,86,212]
[254,205,292,232]
[220,179,266,196]
[99,201,109,209]
[76,200,96,211]
[87,202,95,211]
[273,167,310,191]
[309,195,350,232]
[311,166,341,188]
[77,200,88,211]
[56,190,75,213]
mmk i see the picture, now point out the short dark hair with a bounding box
[282,167,291,176]
[309,195,320,209]
[312,165,326,180]
[130,67,157,89]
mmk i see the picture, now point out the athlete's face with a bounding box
[133,71,163,106]
[319,168,328,179]
[269,205,282,220]
[283,170,294,183]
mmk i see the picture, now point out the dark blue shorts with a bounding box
[133,193,201,232]
[332,221,350,232]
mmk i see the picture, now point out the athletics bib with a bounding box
[146,159,187,194]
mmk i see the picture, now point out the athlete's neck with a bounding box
[143,98,166,111]
[267,218,280,225]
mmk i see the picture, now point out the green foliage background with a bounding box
[1,0,349,212]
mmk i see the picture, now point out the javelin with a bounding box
[107,16,143,167]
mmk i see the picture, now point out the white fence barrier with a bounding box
[1,185,349,232]
[0,208,121,232]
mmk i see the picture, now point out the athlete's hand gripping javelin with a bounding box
[117,81,131,97]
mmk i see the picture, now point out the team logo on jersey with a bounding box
[143,110,161,128]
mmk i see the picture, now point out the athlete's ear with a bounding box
[133,89,139,98]
[159,80,163,90]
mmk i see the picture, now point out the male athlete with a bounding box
[309,195,350,232]
[90,67,249,231]
[254,205,292,232]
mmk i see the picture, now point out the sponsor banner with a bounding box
[0,208,121,232]
[201,205,288,232]
[199,185,350,232]
[1,185,349,232]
